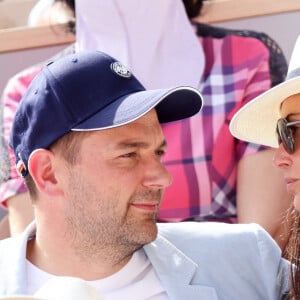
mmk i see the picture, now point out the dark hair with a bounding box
[49,130,88,165]
[50,0,205,34]
[56,0,204,19]
[182,0,207,19]
[55,0,75,12]
[52,0,76,34]
[25,130,89,199]
[24,173,37,200]
[54,0,205,19]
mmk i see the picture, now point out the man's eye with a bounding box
[121,152,136,158]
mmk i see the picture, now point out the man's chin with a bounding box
[138,221,158,245]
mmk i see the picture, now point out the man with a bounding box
[0,51,289,299]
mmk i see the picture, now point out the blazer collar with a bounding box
[1,223,218,299]
[144,234,218,300]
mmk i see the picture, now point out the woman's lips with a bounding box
[285,178,299,193]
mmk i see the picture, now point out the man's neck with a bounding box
[26,233,133,280]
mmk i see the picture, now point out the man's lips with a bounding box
[130,203,159,211]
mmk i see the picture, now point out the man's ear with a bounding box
[28,149,62,196]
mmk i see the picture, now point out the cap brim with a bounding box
[229,77,300,148]
[72,86,202,131]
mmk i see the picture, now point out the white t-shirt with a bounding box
[26,248,169,299]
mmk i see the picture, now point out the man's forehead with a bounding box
[83,123,166,150]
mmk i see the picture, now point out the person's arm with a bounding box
[237,148,292,251]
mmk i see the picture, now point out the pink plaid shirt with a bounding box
[158,28,282,222]
[0,25,286,223]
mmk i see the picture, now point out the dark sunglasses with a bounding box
[276,118,300,154]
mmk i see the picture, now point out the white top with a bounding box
[26,249,168,299]
[75,0,205,89]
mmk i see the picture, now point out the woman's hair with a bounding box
[284,207,300,299]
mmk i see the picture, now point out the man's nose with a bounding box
[141,159,173,189]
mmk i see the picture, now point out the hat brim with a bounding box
[72,86,203,131]
[229,77,300,148]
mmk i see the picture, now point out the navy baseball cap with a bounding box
[10,50,203,177]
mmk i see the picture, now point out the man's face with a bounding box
[58,109,172,257]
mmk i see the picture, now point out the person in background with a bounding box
[0,0,75,238]
[0,50,290,299]
[0,0,291,251]
[230,35,300,299]
[75,0,291,250]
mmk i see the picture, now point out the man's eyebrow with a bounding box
[115,139,167,149]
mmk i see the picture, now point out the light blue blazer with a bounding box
[0,222,290,299]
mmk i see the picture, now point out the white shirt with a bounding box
[27,248,168,299]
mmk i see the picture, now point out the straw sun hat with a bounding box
[230,35,300,148]
[0,276,104,300]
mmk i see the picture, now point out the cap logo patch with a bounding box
[110,62,131,78]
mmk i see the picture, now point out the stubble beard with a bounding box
[64,183,161,265]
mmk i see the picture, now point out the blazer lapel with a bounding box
[144,235,219,300]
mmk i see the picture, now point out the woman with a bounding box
[230,35,300,299]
